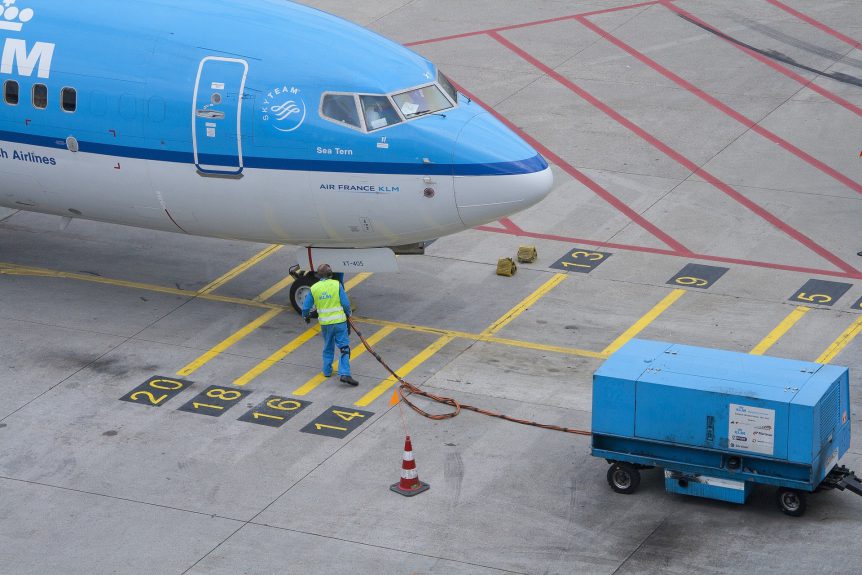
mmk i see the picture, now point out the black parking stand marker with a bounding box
[666,264,729,289]
[178,385,251,417]
[851,296,862,312]
[550,248,612,273]
[238,396,311,428]
[300,406,374,439]
[120,376,193,407]
[789,280,853,307]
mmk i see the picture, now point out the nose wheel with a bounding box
[288,266,317,314]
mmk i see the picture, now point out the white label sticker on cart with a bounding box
[729,403,775,456]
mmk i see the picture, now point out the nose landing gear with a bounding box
[288,265,317,314]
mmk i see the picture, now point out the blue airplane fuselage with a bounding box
[0,0,552,251]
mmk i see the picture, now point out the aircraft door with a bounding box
[193,57,248,176]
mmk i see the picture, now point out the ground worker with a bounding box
[302,264,360,386]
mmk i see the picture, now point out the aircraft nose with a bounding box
[454,112,553,228]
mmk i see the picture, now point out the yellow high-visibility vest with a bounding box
[310,279,347,325]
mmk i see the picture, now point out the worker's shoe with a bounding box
[340,375,359,386]
[323,371,332,377]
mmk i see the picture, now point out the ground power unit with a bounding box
[591,339,860,516]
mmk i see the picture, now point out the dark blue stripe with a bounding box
[0,130,548,176]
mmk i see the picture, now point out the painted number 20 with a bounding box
[129,378,185,405]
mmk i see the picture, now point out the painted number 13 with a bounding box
[562,251,604,269]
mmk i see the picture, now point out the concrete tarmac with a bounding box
[2,1,862,574]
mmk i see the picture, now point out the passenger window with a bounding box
[32,84,47,109]
[360,95,401,131]
[4,80,19,105]
[61,87,76,112]
[321,93,361,129]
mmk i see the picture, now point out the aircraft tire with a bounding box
[289,272,317,314]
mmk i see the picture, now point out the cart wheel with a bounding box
[777,488,807,517]
[607,462,641,494]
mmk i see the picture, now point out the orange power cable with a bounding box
[348,318,591,436]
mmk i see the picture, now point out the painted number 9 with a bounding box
[675,276,708,287]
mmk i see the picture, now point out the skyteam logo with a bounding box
[261,84,306,133]
[0,0,34,32]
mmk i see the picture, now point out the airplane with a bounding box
[0,0,553,311]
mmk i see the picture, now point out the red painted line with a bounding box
[405,0,660,47]
[662,0,862,118]
[578,16,862,198]
[490,30,860,275]
[476,224,680,255]
[765,0,862,49]
[457,83,690,254]
[476,224,862,280]
[498,217,524,233]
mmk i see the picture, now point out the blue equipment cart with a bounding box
[591,339,860,516]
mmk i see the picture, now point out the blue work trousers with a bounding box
[320,321,351,376]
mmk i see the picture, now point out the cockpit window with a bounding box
[360,95,402,131]
[392,84,452,119]
[437,72,458,104]
[321,93,362,129]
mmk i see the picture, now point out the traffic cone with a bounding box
[388,389,400,406]
[390,435,430,497]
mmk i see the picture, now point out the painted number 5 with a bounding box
[675,276,708,287]
[797,293,832,304]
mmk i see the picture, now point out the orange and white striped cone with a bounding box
[390,435,430,497]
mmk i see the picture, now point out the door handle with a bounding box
[196,110,225,119]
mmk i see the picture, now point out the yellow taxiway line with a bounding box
[353,316,603,359]
[176,308,284,377]
[355,273,568,406]
[343,272,372,290]
[254,275,295,303]
[355,335,456,407]
[816,315,862,364]
[602,289,686,356]
[294,325,398,396]
[0,262,278,309]
[234,325,320,386]
[233,274,373,386]
[198,244,283,295]
[750,306,810,356]
[482,273,567,336]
